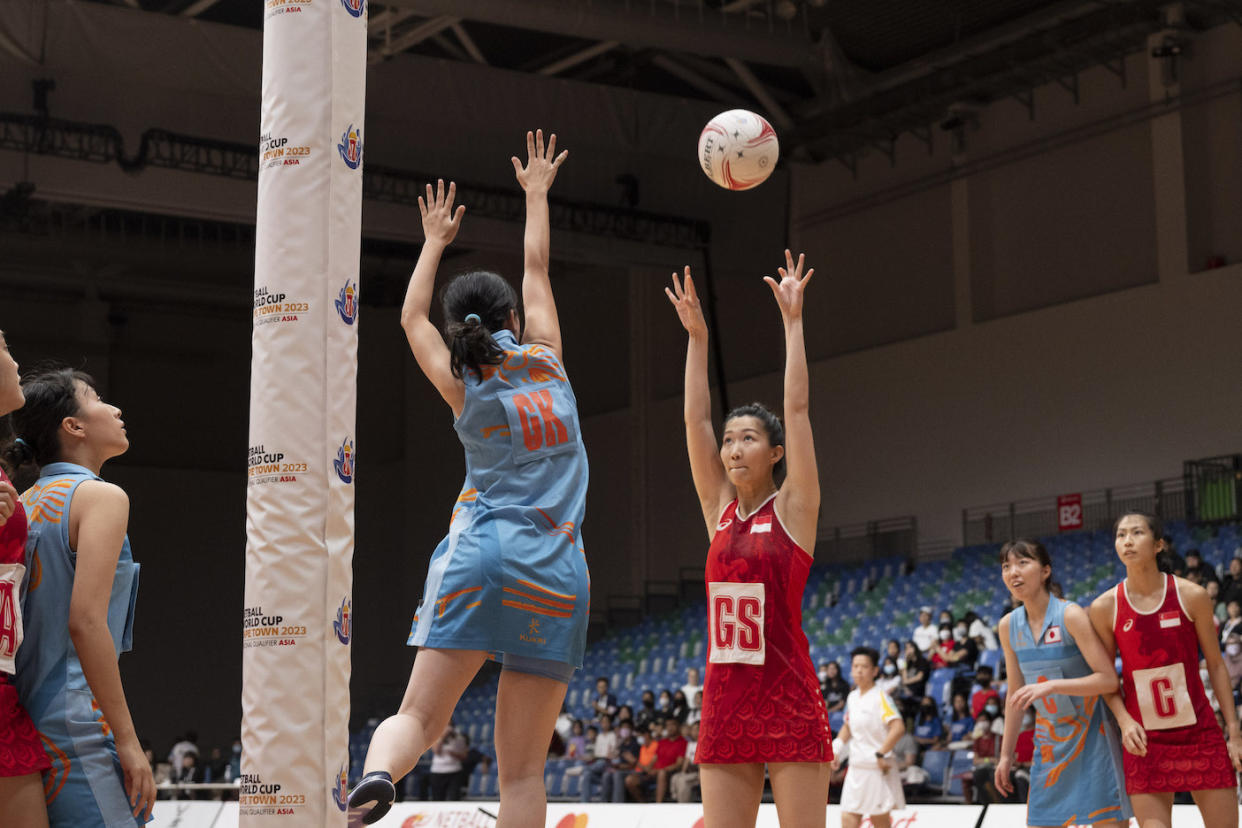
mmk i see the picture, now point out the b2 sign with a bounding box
[1058,493,1084,532]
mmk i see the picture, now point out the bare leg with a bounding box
[362,647,488,780]
[869,815,892,828]
[1129,791,1175,828]
[699,763,764,828]
[1190,787,1239,828]
[493,668,568,828]
[769,762,830,828]
[1083,821,1126,828]
[841,813,862,828]
[0,774,49,828]
[655,767,670,803]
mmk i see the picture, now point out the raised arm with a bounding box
[400,179,467,414]
[665,267,732,535]
[68,482,155,819]
[767,250,819,552]
[511,129,568,359]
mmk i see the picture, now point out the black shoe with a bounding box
[348,771,395,826]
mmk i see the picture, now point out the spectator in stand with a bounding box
[227,738,241,783]
[1185,549,1217,584]
[946,620,980,668]
[554,706,575,745]
[614,704,634,728]
[566,720,589,761]
[428,723,467,800]
[670,689,690,724]
[687,690,703,726]
[1222,601,1242,647]
[991,708,1036,804]
[965,611,999,651]
[930,624,955,669]
[1224,633,1242,695]
[913,698,943,749]
[405,749,432,801]
[970,665,1001,718]
[877,656,902,697]
[203,746,228,785]
[938,610,955,628]
[626,717,688,803]
[1221,558,1242,606]
[173,751,203,801]
[820,660,850,713]
[946,693,974,747]
[592,677,617,721]
[912,608,938,654]
[635,690,658,731]
[899,642,929,717]
[656,689,675,723]
[600,722,641,802]
[1208,580,1227,624]
[959,710,999,804]
[1161,536,1186,577]
[669,722,700,803]
[680,667,703,714]
[169,731,199,779]
[582,726,598,762]
[892,727,926,795]
[580,715,617,802]
[885,639,903,670]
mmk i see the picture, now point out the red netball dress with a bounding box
[0,466,51,777]
[697,493,833,764]
[1113,574,1234,792]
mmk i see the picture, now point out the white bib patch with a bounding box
[1133,663,1196,730]
[708,582,765,665]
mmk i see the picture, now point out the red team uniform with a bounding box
[697,493,832,764]
[0,466,51,778]
[1113,574,1234,792]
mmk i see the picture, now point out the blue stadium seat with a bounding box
[947,751,975,796]
[828,710,845,733]
[920,749,950,793]
[978,648,1003,672]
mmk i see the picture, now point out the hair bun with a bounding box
[11,437,33,464]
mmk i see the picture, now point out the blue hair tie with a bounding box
[464,313,482,324]
[13,438,28,449]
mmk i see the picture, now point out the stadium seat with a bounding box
[946,750,975,796]
[978,648,1003,672]
[920,749,950,793]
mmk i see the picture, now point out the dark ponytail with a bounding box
[440,271,519,380]
[2,366,94,484]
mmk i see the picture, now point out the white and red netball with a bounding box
[697,109,780,191]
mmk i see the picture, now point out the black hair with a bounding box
[722,402,785,478]
[999,539,1064,598]
[440,270,519,380]
[1114,511,1172,572]
[1,366,96,481]
[596,676,609,686]
[850,645,880,667]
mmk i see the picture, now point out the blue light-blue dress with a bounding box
[408,329,589,669]
[1008,595,1131,827]
[16,462,145,827]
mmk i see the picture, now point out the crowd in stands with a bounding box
[144,731,243,800]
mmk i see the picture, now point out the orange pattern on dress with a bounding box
[21,479,74,526]
[1035,695,1095,788]
[502,586,575,611]
[501,599,573,618]
[40,732,70,804]
[514,578,576,602]
[434,586,483,617]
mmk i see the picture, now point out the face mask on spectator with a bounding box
[985,703,1000,716]
[1229,643,1241,656]
[817,668,830,681]
[954,625,968,640]
[883,664,897,675]
[619,727,632,739]
[939,629,952,641]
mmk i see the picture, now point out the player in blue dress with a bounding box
[349,130,589,828]
[10,367,155,827]
[994,539,1131,827]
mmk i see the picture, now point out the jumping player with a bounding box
[348,131,589,828]
[1090,511,1242,828]
[832,646,906,828]
[666,251,832,828]
[10,367,155,826]
[0,331,50,828]
[993,539,1130,827]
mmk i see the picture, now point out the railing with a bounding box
[815,515,918,564]
[961,477,1187,545]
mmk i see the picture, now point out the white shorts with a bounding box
[840,765,905,816]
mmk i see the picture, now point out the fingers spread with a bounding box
[546,132,557,158]
[526,130,535,158]
[535,129,545,158]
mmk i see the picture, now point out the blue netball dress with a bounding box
[15,462,144,828]
[1009,596,1130,827]
[408,329,590,670]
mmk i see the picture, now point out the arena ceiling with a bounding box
[91,0,1241,163]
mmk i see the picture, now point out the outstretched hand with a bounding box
[762,249,813,320]
[664,266,708,338]
[512,129,568,194]
[418,179,465,247]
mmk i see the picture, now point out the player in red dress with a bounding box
[666,251,832,828]
[1089,511,1242,828]
[0,329,51,828]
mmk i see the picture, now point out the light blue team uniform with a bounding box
[1008,595,1130,827]
[408,328,589,678]
[15,462,145,828]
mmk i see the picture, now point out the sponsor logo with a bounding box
[258,132,311,169]
[1043,625,1062,644]
[242,605,308,649]
[1123,618,1134,632]
[253,286,310,326]
[334,597,352,645]
[520,616,547,646]
[335,280,359,325]
[239,773,304,815]
[340,0,365,18]
[716,518,732,532]
[248,443,306,486]
[334,437,355,484]
[1159,610,1181,628]
[338,124,363,169]
[332,765,348,811]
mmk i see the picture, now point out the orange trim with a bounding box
[1086,806,1121,819]
[515,578,575,602]
[435,586,482,617]
[40,732,70,804]
[502,599,573,618]
[27,549,41,590]
[503,587,575,611]
[464,601,482,610]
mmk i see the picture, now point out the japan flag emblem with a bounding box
[1044,625,1062,644]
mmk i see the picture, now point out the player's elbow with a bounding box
[68,609,107,645]
[1099,671,1120,694]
